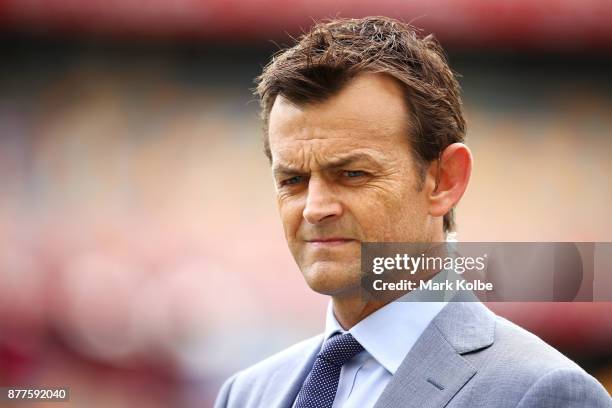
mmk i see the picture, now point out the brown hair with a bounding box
[255,16,466,232]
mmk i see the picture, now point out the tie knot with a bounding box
[318,333,363,367]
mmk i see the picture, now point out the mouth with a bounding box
[305,238,358,247]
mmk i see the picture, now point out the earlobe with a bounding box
[428,143,473,218]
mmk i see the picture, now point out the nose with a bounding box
[302,176,343,224]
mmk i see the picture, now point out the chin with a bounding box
[301,261,361,296]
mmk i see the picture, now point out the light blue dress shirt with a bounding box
[293,298,447,408]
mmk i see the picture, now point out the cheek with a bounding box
[349,179,427,240]
[389,188,430,238]
[340,187,396,239]
[277,196,304,239]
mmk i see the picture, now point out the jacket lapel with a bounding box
[374,301,495,408]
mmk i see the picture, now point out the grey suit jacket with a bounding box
[214,301,612,407]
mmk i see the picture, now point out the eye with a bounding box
[344,170,366,178]
[280,175,305,186]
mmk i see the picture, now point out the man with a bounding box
[215,16,611,408]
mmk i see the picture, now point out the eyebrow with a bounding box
[272,152,382,176]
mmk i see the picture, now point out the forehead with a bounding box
[267,73,412,166]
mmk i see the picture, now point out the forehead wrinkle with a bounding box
[273,103,400,138]
[288,117,400,143]
[272,148,386,175]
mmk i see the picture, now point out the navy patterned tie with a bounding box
[295,333,364,408]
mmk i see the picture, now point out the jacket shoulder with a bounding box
[492,314,584,373]
[453,309,611,407]
[515,367,612,408]
[214,333,323,408]
[237,333,322,381]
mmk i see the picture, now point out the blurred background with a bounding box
[1,0,611,406]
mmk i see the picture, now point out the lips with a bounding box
[305,238,357,246]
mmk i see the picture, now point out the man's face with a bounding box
[268,73,439,297]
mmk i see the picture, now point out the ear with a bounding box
[427,143,472,219]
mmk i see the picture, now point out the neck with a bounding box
[331,295,388,330]
[332,230,448,329]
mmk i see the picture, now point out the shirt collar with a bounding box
[324,297,447,375]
